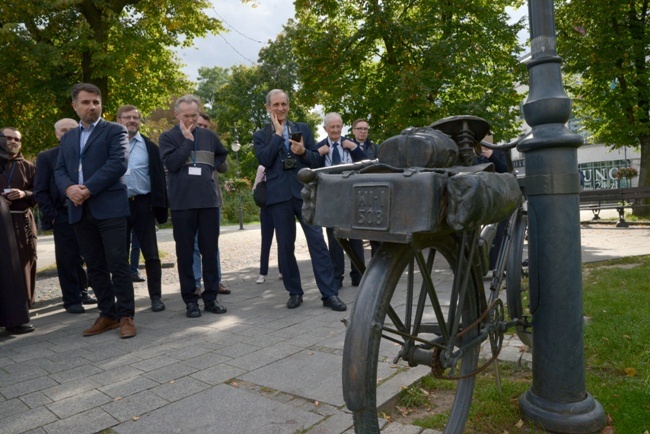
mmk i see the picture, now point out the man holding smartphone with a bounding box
[253,89,346,311]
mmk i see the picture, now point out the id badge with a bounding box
[188,166,202,176]
[3,188,11,194]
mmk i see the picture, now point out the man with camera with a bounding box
[316,113,367,289]
[253,89,346,311]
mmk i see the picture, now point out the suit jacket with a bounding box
[316,136,367,166]
[353,139,380,160]
[253,121,322,206]
[34,146,67,230]
[141,135,169,224]
[54,118,130,224]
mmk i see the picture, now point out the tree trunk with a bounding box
[632,134,650,217]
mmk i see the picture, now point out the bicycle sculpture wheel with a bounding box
[344,235,484,433]
[507,210,532,347]
[298,115,524,434]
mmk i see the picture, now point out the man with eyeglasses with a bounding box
[0,127,37,334]
[350,118,382,256]
[116,105,168,313]
[160,95,229,318]
[317,113,367,288]
[34,118,98,314]
[350,119,379,160]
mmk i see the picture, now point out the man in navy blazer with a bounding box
[34,118,96,314]
[54,83,136,339]
[253,89,346,311]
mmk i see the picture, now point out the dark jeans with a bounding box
[326,227,365,285]
[171,208,220,305]
[126,194,162,299]
[268,197,337,300]
[73,209,134,320]
[53,208,89,308]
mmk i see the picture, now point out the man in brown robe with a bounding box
[0,130,34,334]
[1,127,38,308]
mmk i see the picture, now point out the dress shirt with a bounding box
[78,120,99,184]
[326,138,353,167]
[125,133,151,197]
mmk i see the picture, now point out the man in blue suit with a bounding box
[253,89,346,311]
[54,83,136,339]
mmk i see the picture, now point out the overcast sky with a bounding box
[178,1,528,83]
[176,0,295,82]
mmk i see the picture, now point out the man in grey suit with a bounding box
[54,83,136,339]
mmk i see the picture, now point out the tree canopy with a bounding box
[0,0,221,155]
[556,0,650,205]
[289,0,527,143]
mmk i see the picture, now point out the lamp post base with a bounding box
[519,389,606,433]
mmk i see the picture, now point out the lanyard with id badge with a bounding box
[188,132,202,176]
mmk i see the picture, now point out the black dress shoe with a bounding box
[323,295,347,311]
[287,294,303,309]
[65,303,85,314]
[151,297,165,312]
[351,279,361,287]
[81,293,97,304]
[131,273,145,283]
[186,302,201,318]
[6,324,35,334]
[204,300,227,314]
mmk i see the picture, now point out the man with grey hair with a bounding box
[253,89,346,311]
[35,118,97,314]
[159,94,229,318]
[316,113,367,289]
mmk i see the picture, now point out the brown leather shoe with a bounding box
[119,317,137,339]
[217,283,231,295]
[83,317,119,336]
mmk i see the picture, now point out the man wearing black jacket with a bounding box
[160,95,229,318]
[34,118,97,314]
[116,105,168,312]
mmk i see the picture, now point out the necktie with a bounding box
[331,142,341,165]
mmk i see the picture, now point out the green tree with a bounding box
[0,0,221,156]
[201,33,322,184]
[289,0,527,143]
[555,0,650,215]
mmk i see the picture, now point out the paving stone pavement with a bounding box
[2,216,648,434]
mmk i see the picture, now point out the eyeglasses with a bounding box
[119,116,140,121]
[354,127,370,131]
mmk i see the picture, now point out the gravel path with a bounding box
[32,225,312,307]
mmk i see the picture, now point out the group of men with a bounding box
[253,89,378,311]
[1,83,379,338]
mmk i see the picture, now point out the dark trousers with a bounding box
[130,231,140,274]
[171,208,219,305]
[73,209,134,320]
[268,197,337,300]
[326,228,365,285]
[126,194,161,299]
[53,209,89,308]
[259,205,277,276]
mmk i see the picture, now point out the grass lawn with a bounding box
[388,255,650,433]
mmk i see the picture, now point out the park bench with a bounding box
[579,186,650,227]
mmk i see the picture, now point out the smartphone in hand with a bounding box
[291,132,303,142]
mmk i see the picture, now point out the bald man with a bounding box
[34,118,97,314]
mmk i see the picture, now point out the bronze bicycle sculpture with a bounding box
[299,115,528,433]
